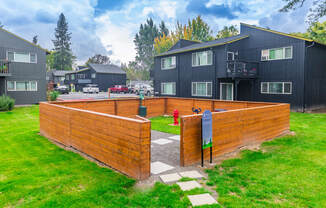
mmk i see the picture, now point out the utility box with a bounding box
[139,106,147,117]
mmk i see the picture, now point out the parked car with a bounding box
[83,84,99,94]
[54,85,69,94]
[109,85,129,93]
[134,84,154,96]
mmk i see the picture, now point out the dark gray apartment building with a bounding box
[0,27,48,104]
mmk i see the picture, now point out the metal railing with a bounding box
[226,60,258,78]
[0,59,10,75]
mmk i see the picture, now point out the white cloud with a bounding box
[95,14,137,64]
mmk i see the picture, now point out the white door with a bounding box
[220,83,234,100]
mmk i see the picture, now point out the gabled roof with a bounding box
[240,23,326,46]
[89,63,126,74]
[155,35,249,57]
[0,27,50,54]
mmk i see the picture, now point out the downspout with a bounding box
[304,41,315,112]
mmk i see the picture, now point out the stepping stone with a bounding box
[151,161,175,174]
[187,193,217,206]
[169,135,180,141]
[152,138,173,145]
[176,181,202,191]
[159,173,181,183]
[179,170,204,179]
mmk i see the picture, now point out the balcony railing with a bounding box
[0,60,11,76]
[226,60,258,78]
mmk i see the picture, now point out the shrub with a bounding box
[47,91,60,101]
[0,95,15,111]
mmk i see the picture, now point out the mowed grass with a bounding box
[0,106,192,208]
[206,112,326,207]
[2,107,326,207]
[150,116,180,135]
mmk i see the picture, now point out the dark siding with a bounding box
[0,29,47,105]
[304,43,326,111]
[65,68,126,92]
[240,24,306,111]
[96,73,126,91]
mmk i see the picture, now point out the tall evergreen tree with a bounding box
[159,21,169,37]
[32,35,38,44]
[134,18,159,73]
[52,13,74,71]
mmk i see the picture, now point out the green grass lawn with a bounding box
[0,107,192,208]
[2,107,326,207]
[150,116,180,135]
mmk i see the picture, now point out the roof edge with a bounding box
[0,27,50,54]
[240,22,313,42]
[155,35,249,57]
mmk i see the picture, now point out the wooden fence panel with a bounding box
[180,104,290,166]
[39,102,151,180]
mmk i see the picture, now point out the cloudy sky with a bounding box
[0,0,313,65]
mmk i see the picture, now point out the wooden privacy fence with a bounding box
[40,97,290,179]
[180,103,290,166]
[39,102,151,180]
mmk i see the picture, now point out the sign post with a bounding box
[201,110,213,167]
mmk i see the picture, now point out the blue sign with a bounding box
[202,110,212,149]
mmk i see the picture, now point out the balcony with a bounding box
[226,60,258,78]
[0,60,11,77]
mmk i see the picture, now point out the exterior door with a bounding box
[220,83,233,100]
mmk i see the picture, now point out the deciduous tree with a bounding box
[216,25,239,39]
[86,54,111,65]
[280,0,326,22]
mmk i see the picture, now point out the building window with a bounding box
[71,74,75,80]
[7,81,37,91]
[161,56,176,70]
[77,74,85,79]
[192,50,213,67]
[261,82,292,94]
[220,83,233,100]
[161,82,176,95]
[7,51,37,63]
[91,73,96,78]
[59,77,65,81]
[192,82,212,97]
[261,46,292,61]
[66,75,70,80]
[227,52,234,61]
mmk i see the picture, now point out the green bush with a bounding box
[48,91,60,101]
[0,95,15,111]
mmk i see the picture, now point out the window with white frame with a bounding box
[161,56,176,70]
[77,74,85,79]
[261,82,292,94]
[227,52,234,61]
[71,74,75,80]
[161,82,176,95]
[192,82,212,97]
[7,51,37,63]
[261,46,292,61]
[7,81,37,91]
[192,50,213,67]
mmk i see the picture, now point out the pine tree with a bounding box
[32,35,38,44]
[52,13,74,71]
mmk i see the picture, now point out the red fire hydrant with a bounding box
[173,109,179,125]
